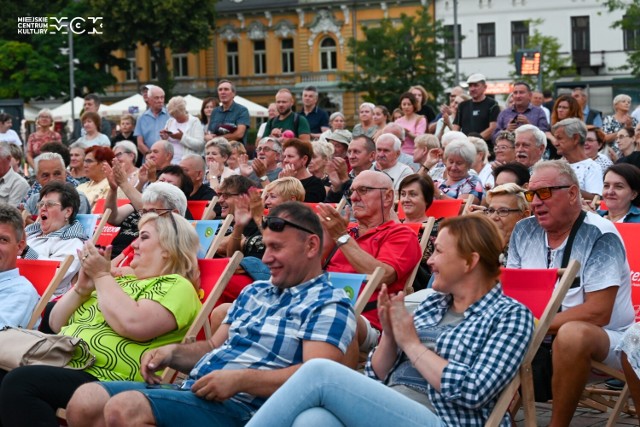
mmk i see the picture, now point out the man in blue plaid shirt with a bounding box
[67,202,357,427]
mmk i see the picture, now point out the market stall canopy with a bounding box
[233,95,268,118]
[50,97,108,121]
[102,94,146,116]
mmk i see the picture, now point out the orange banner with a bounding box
[615,223,640,321]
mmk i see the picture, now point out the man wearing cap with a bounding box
[453,74,499,145]
[301,86,330,139]
[326,129,352,163]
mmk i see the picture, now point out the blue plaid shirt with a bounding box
[365,285,534,427]
[189,272,356,413]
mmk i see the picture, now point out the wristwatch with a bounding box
[336,234,351,247]
[259,176,268,182]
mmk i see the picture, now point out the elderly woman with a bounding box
[24,181,86,296]
[0,212,201,427]
[413,134,442,175]
[309,140,334,192]
[75,112,111,148]
[113,140,139,186]
[493,130,516,167]
[469,137,493,189]
[603,94,639,151]
[395,92,427,155]
[76,145,115,207]
[263,177,305,210]
[68,141,89,183]
[245,215,534,427]
[26,109,62,170]
[434,140,484,204]
[205,137,236,187]
[352,102,378,139]
[584,126,613,175]
[228,140,246,174]
[161,96,205,163]
[319,112,347,142]
[597,163,640,223]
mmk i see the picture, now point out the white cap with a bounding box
[466,73,487,84]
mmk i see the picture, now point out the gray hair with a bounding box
[532,159,580,188]
[552,118,587,145]
[376,133,402,152]
[258,137,283,154]
[381,122,405,141]
[147,85,165,98]
[613,94,632,107]
[69,141,86,151]
[441,131,468,147]
[142,182,187,216]
[113,140,139,163]
[329,112,345,123]
[487,183,528,211]
[414,134,440,151]
[206,137,232,158]
[181,153,206,172]
[36,108,53,120]
[312,140,334,161]
[515,125,547,149]
[359,102,375,112]
[34,152,65,174]
[0,142,10,159]
[167,96,187,117]
[154,139,174,156]
[469,137,489,163]
[444,140,476,166]
[0,203,25,241]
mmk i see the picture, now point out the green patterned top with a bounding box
[62,274,201,381]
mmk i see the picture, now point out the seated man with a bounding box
[66,202,356,427]
[507,159,634,427]
[0,204,38,329]
[319,170,422,332]
[374,134,414,190]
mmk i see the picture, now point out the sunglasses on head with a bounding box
[262,216,317,236]
[139,208,178,233]
[523,185,571,202]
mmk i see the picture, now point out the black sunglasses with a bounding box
[262,216,317,236]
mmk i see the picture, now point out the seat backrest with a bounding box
[426,199,463,218]
[189,220,223,259]
[76,214,100,240]
[328,266,384,316]
[614,223,640,321]
[398,218,435,294]
[187,200,209,220]
[500,268,559,319]
[92,198,130,214]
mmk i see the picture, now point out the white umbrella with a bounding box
[184,94,204,116]
[102,94,146,117]
[23,105,41,121]
[50,97,109,121]
[233,95,269,118]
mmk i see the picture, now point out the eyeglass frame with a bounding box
[36,200,62,210]
[523,185,571,202]
[138,208,178,233]
[262,216,317,236]
[482,207,523,217]
[346,186,389,198]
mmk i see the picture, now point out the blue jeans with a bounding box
[100,381,253,427]
[245,359,445,427]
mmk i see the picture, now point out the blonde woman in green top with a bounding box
[0,212,202,427]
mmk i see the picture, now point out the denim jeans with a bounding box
[245,359,445,427]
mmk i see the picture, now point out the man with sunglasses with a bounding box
[66,202,356,427]
[507,160,634,426]
[319,170,421,335]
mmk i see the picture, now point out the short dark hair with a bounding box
[513,82,532,92]
[303,85,318,93]
[0,113,13,123]
[84,93,101,106]
[398,174,435,211]
[218,79,236,93]
[85,145,115,167]
[40,142,70,167]
[283,138,314,167]
[158,165,194,199]
[0,203,25,240]
[270,201,323,247]
[605,163,640,207]
[219,174,254,196]
[352,135,376,153]
[493,162,531,187]
[39,181,80,223]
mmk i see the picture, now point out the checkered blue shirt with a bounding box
[189,272,356,413]
[365,285,534,427]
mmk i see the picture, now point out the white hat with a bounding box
[466,73,487,84]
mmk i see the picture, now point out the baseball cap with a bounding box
[466,73,487,84]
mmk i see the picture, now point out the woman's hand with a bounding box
[387,290,420,350]
[238,154,254,177]
[208,161,225,179]
[233,194,252,228]
[74,250,96,297]
[248,187,264,222]
[112,161,128,186]
[278,164,297,178]
[79,242,112,281]
[377,284,396,343]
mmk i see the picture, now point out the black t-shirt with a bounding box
[300,175,326,202]
[453,97,500,137]
[418,105,437,124]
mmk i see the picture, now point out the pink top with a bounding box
[27,130,62,158]
[395,115,427,155]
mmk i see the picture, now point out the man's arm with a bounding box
[480,121,497,141]
[224,124,247,142]
[548,287,617,334]
[136,136,149,156]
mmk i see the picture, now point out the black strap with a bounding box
[561,210,586,288]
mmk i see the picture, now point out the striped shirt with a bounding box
[189,272,356,413]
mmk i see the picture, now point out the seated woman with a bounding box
[205,137,237,188]
[76,145,115,207]
[245,215,534,427]
[24,181,86,296]
[434,140,484,205]
[309,140,334,193]
[112,140,140,187]
[597,163,640,223]
[263,177,306,210]
[0,211,202,427]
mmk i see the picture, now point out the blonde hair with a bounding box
[167,96,187,117]
[414,134,440,151]
[486,183,528,211]
[263,177,305,202]
[138,213,200,288]
[312,140,334,161]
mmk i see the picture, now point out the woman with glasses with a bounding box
[616,127,637,161]
[0,210,202,427]
[597,163,640,223]
[26,109,62,170]
[24,181,87,296]
[76,146,115,208]
[113,140,139,187]
[603,95,638,153]
[245,215,534,427]
[584,126,613,176]
[492,131,516,168]
[434,140,484,205]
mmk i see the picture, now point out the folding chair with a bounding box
[399,218,435,294]
[187,200,208,220]
[201,196,218,220]
[92,198,130,214]
[160,251,243,383]
[189,217,226,259]
[485,259,581,427]
[204,214,233,259]
[76,208,112,244]
[17,255,75,329]
[328,266,384,316]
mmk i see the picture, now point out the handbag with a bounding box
[0,327,95,371]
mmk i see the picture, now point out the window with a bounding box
[282,38,295,74]
[125,50,136,82]
[511,21,529,51]
[571,16,590,52]
[226,42,239,76]
[444,24,462,59]
[623,15,640,51]
[253,40,266,75]
[319,38,337,71]
[478,23,495,57]
[172,53,188,79]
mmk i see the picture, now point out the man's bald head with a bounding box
[353,170,393,189]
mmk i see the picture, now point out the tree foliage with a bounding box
[601,0,640,77]
[340,7,454,109]
[509,20,574,92]
[88,0,217,97]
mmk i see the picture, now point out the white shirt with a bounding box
[569,158,603,195]
[377,162,414,190]
[0,129,22,146]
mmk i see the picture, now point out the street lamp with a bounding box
[59,20,76,122]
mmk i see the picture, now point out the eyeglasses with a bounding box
[218,192,240,199]
[523,185,571,202]
[37,200,61,210]
[114,151,132,158]
[494,145,514,152]
[262,216,317,236]
[83,158,97,164]
[346,186,388,197]
[139,208,178,233]
[256,146,276,153]
[483,207,522,217]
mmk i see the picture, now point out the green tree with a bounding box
[88,0,217,97]
[509,20,574,92]
[341,7,454,109]
[601,0,640,77]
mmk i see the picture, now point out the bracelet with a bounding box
[411,348,429,366]
[231,236,242,241]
